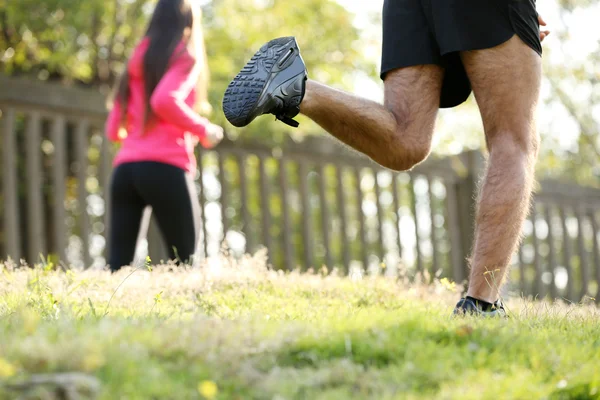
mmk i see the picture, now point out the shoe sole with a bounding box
[222,37,306,127]
[453,300,508,318]
[453,309,507,318]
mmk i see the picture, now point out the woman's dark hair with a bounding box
[113,0,209,130]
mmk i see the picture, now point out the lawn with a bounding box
[1,252,599,400]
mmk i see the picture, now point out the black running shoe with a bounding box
[453,297,507,318]
[222,37,307,128]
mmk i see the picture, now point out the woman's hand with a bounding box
[201,123,224,149]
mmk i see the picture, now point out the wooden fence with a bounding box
[1,75,599,303]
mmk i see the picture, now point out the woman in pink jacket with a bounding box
[105,0,223,271]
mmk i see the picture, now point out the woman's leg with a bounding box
[134,162,199,264]
[108,164,145,272]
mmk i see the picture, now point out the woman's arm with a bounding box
[105,99,124,142]
[150,52,210,139]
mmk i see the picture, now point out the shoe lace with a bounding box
[275,114,300,128]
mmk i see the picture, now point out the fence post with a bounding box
[26,112,46,264]
[75,119,91,269]
[101,135,113,261]
[1,108,21,262]
[51,115,67,264]
[454,151,485,284]
[147,214,168,264]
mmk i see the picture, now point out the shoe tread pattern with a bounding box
[223,38,293,127]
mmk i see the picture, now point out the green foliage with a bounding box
[1,264,600,399]
[0,0,149,84]
[0,0,367,141]
[535,0,600,186]
[202,0,374,141]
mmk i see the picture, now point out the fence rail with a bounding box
[1,75,599,303]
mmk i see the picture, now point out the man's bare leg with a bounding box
[223,38,443,172]
[461,35,542,303]
[300,66,444,171]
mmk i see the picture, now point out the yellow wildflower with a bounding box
[0,358,17,378]
[22,309,40,334]
[198,380,218,399]
[81,351,105,372]
[440,278,456,292]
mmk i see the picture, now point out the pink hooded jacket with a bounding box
[105,38,210,173]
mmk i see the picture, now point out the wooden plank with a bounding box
[101,134,112,259]
[51,116,67,264]
[132,206,152,268]
[374,171,385,265]
[215,138,462,184]
[530,205,543,298]
[427,176,439,276]
[0,75,107,118]
[454,152,484,282]
[259,156,273,263]
[410,176,423,275]
[75,119,91,268]
[279,157,294,271]
[544,204,558,299]
[539,180,600,201]
[299,162,314,269]
[518,241,526,295]
[26,112,46,264]
[559,206,575,301]
[1,108,21,261]
[0,106,106,126]
[318,164,333,270]
[217,152,229,241]
[588,210,600,304]
[147,212,167,264]
[575,205,590,300]
[355,168,368,270]
[336,166,350,273]
[391,173,403,262]
[210,141,600,204]
[445,181,465,283]
[197,151,209,258]
[0,72,462,182]
[237,154,253,252]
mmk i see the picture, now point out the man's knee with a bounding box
[488,128,539,162]
[389,144,430,171]
[377,133,431,171]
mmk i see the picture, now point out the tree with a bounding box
[0,0,149,86]
[535,0,600,186]
[0,0,370,142]
[203,0,375,141]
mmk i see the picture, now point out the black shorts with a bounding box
[381,0,542,108]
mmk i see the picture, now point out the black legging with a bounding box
[108,161,200,271]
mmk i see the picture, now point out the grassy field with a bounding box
[1,252,600,400]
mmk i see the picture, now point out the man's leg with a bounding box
[223,37,444,172]
[301,66,444,171]
[461,35,542,303]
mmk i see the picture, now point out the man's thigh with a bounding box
[383,65,444,142]
[460,35,542,148]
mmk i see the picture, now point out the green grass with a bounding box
[1,253,600,400]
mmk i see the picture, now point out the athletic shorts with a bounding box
[381,0,542,108]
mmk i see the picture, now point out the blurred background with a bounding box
[1,0,598,180]
[0,0,598,302]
